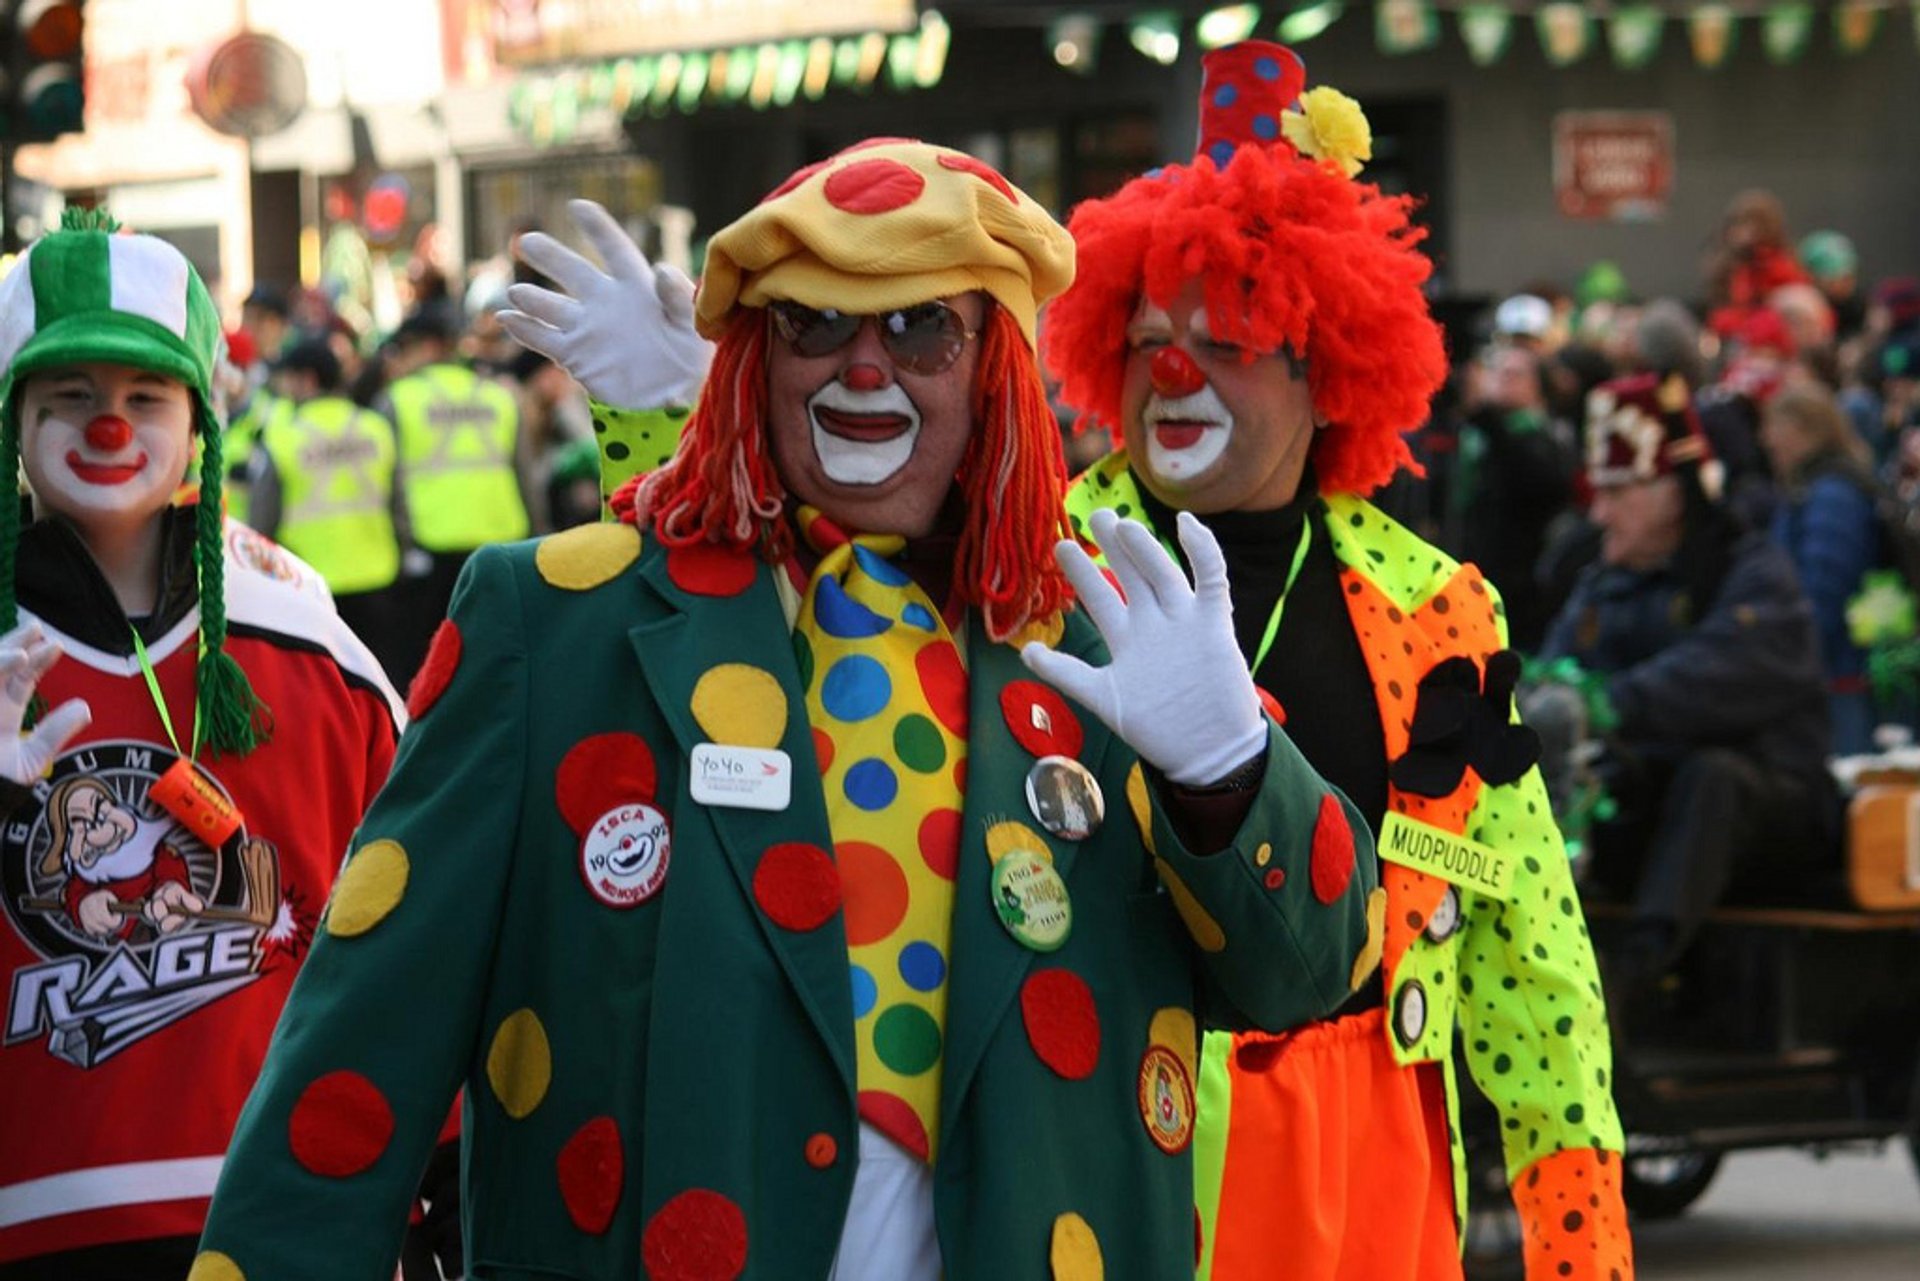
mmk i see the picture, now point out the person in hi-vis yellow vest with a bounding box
[375,305,532,684]
[246,338,414,683]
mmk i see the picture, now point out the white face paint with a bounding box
[1142,382,1235,483]
[805,379,924,486]
[18,364,194,526]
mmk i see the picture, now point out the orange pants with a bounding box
[1208,1007,1463,1280]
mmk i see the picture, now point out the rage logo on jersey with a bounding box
[1,741,294,1068]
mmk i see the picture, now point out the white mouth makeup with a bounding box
[1142,384,1234,482]
[806,381,923,486]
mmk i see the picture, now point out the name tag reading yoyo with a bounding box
[690,744,793,812]
[1024,755,1104,842]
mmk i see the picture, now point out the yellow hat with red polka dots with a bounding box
[695,138,1074,348]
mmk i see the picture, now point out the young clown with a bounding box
[0,212,402,1277]
[1044,45,1632,1281]
[191,141,1379,1280]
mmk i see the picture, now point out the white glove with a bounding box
[497,198,713,409]
[0,623,91,785]
[1022,509,1266,787]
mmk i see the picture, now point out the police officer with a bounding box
[248,339,412,681]
[378,304,530,682]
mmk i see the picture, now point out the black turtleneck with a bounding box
[1137,478,1388,833]
[14,506,200,655]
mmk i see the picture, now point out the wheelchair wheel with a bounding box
[1622,1148,1721,1219]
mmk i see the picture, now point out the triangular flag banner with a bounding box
[1536,1,1592,65]
[1833,1,1880,53]
[1377,0,1439,54]
[1458,3,1514,65]
[1763,2,1814,63]
[1689,3,1738,67]
[1608,4,1665,68]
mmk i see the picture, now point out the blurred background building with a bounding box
[0,0,1913,326]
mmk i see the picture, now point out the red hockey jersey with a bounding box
[0,517,401,1264]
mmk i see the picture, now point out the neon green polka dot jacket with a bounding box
[1068,453,1632,1280]
[193,517,1379,1280]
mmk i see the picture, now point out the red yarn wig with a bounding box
[1042,144,1448,496]
[632,304,1074,640]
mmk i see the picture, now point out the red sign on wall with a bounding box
[1552,111,1674,221]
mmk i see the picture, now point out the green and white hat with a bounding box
[0,207,224,431]
[0,208,266,756]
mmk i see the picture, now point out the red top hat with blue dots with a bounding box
[1196,40,1307,169]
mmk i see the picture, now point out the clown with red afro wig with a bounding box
[1046,46,1446,500]
[1051,41,1634,1281]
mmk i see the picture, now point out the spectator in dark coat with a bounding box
[1543,374,1833,988]
[1423,341,1578,650]
[1760,382,1880,754]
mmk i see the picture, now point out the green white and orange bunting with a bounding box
[1377,0,1440,53]
[1607,4,1665,68]
[1535,1,1593,64]
[1457,3,1514,64]
[1833,0,1881,52]
[1762,2,1815,61]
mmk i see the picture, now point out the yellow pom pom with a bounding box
[1280,86,1373,178]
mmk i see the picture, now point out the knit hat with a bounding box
[1584,372,1720,498]
[0,208,268,757]
[1798,231,1857,283]
[694,139,1074,348]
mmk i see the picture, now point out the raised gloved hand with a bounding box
[1022,508,1266,787]
[0,622,91,785]
[497,198,713,410]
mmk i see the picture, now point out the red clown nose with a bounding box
[1149,347,1206,399]
[84,416,134,452]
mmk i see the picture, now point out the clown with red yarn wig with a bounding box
[195,139,1381,1280]
[1048,41,1632,1281]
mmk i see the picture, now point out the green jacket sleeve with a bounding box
[194,548,530,1281]
[1143,721,1378,1033]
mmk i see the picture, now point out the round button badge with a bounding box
[990,849,1072,952]
[579,802,672,908]
[1137,1045,1195,1155]
[1024,755,1105,842]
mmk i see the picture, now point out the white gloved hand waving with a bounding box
[0,622,91,785]
[498,199,713,410]
[1022,509,1267,787]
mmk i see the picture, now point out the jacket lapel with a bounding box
[938,611,1111,1148]
[627,548,857,1094]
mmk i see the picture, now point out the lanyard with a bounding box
[130,627,198,762]
[1250,519,1314,676]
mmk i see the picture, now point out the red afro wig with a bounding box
[631,305,1073,641]
[1042,143,1448,496]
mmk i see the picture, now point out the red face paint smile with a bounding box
[66,415,147,486]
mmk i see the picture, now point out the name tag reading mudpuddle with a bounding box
[1377,812,1516,902]
[690,744,793,812]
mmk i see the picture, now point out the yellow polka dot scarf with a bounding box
[793,506,969,1162]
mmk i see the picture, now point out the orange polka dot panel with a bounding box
[793,507,967,1164]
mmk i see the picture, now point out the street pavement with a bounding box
[1637,1144,1919,1278]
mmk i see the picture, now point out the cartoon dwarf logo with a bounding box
[2,742,301,1067]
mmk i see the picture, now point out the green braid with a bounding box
[192,404,271,757]
[0,405,19,633]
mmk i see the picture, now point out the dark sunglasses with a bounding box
[768,299,978,376]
